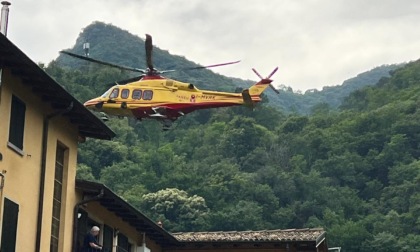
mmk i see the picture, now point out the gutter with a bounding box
[35,102,73,252]
[72,188,104,252]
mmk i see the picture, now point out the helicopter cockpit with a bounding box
[100,89,112,98]
[100,87,120,99]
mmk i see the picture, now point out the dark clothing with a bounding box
[82,233,101,252]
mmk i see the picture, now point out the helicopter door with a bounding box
[120,89,130,108]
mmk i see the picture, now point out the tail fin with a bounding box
[248,78,274,96]
[242,67,279,104]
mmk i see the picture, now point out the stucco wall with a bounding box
[0,68,79,251]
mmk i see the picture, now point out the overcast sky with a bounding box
[5,0,420,91]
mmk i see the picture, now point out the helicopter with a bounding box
[60,34,279,130]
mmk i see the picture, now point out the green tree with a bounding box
[363,232,399,252]
[139,188,209,231]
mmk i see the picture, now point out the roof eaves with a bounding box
[76,180,179,245]
[0,33,115,140]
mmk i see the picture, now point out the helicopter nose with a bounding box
[84,98,102,109]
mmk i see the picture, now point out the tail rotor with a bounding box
[252,67,279,94]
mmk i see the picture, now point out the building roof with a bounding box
[75,180,179,247]
[172,228,325,243]
[171,229,326,250]
[0,33,115,140]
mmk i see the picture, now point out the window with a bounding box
[121,89,130,99]
[8,95,26,150]
[1,198,19,252]
[117,233,132,252]
[102,225,114,251]
[143,90,153,100]
[50,145,66,252]
[132,89,142,100]
[109,88,119,99]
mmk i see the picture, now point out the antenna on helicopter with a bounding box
[83,42,90,57]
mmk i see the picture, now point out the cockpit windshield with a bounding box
[101,90,111,98]
[100,87,120,99]
[109,88,120,99]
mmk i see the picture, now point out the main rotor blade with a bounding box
[158,60,240,75]
[115,76,144,85]
[145,34,154,70]
[60,51,146,73]
[184,60,240,70]
[104,75,144,89]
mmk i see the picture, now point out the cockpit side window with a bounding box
[121,89,130,99]
[109,88,119,99]
[132,89,142,100]
[143,90,153,100]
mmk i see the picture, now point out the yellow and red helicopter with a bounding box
[61,34,278,129]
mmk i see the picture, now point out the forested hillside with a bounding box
[287,63,403,114]
[45,22,420,251]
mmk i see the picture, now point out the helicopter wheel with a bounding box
[121,102,127,109]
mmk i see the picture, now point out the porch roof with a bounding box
[76,180,179,247]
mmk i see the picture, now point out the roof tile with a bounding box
[172,228,325,242]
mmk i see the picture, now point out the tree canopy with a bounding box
[45,21,420,251]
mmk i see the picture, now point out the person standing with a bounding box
[82,226,103,251]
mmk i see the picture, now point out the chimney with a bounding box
[0,1,11,36]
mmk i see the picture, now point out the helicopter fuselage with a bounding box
[62,34,277,127]
[84,75,263,121]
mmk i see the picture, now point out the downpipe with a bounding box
[35,102,73,252]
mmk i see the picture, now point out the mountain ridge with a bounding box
[55,21,404,114]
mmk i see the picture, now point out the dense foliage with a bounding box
[45,22,420,251]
